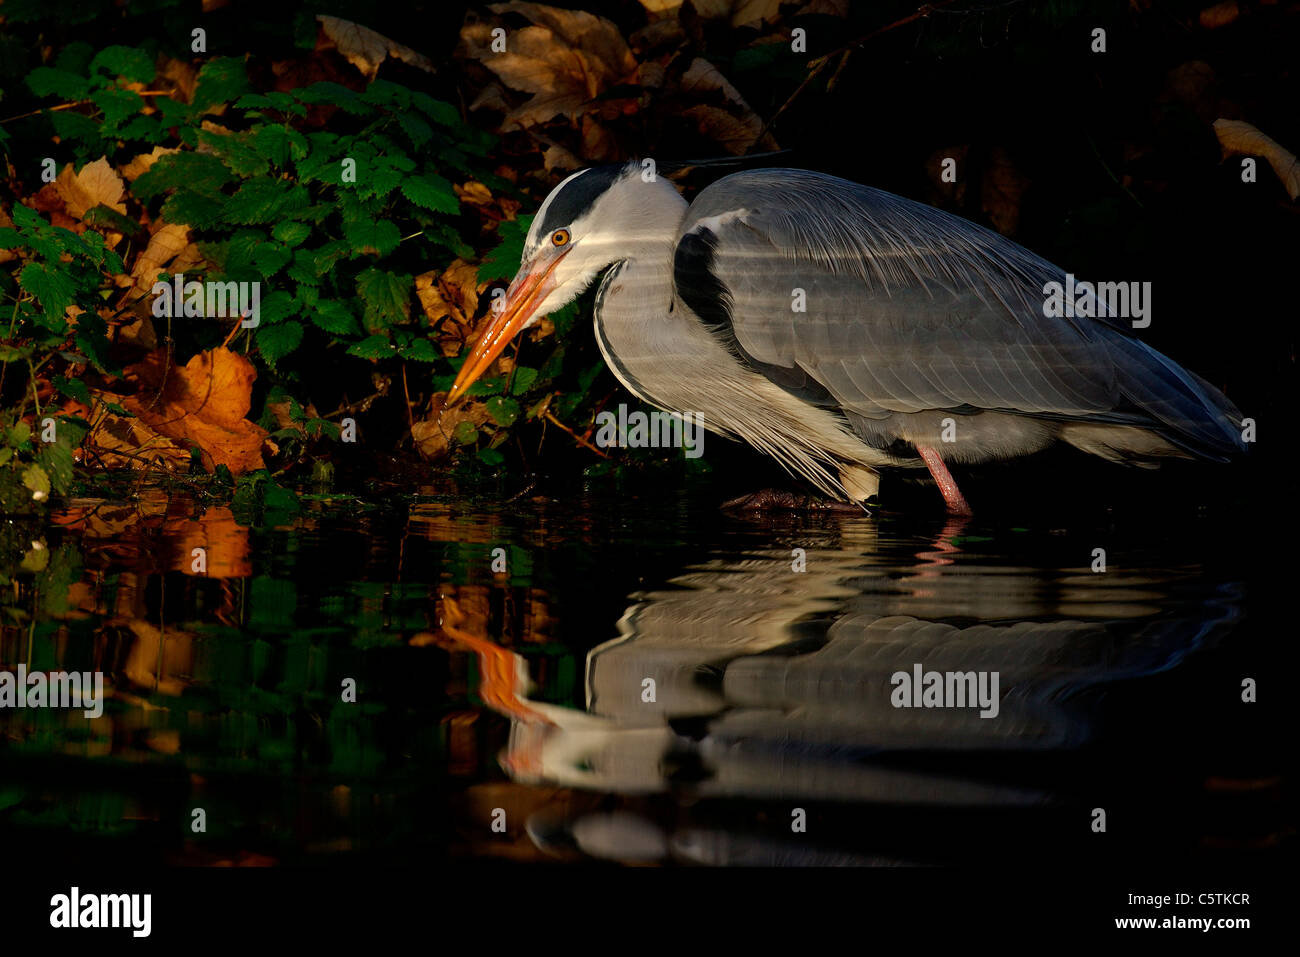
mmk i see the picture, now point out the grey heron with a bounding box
[446,163,1246,513]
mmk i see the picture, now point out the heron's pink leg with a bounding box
[915,445,972,516]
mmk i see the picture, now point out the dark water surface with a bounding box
[0,469,1288,867]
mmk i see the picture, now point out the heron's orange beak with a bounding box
[446,250,567,406]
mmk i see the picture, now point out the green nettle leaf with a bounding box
[135,153,236,203]
[257,320,304,363]
[201,228,266,274]
[479,216,531,282]
[410,92,461,128]
[31,418,85,497]
[271,221,312,248]
[356,163,404,200]
[396,113,432,147]
[18,263,75,323]
[90,87,144,125]
[485,396,521,427]
[313,300,361,336]
[452,421,478,445]
[355,268,410,325]
[0,227,23,249]
[26,67,91,99]
[510,366,539,396]
[344,220,401,257]
[22,464,51,499]
[294,82,370,116]
[236,92,308,117]
[222,179,309,224]
[258,290,296,324]
[83,204,142,236]
[11,204,43,230]
[309,240,350,276]
[156,96,196,126]
[363,79,411,110]
[53,375,92,405]
[55,41,95,73]
[476,447,506,466]
[161,191,225,229]
[193,56,250,112]
[346,335,396,359]
[400,175,459,215]
[254,125,310,165]
[398,338,439,362]
[198,128,269,177]
[253,243,292,277]
[112,114,163,142]
[49,112,102,146]
[89,45,155,84]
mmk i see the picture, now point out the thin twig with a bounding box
[544,411,609,458]
[750,0,962,147]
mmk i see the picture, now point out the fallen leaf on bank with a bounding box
[1199,1,1239,29]
[1213,118,1300,200]
[691,0,784,26]
[416,259,483,328]
[678,57,777,154]
[412,400,491,460]
[455,181,494,205]
[130,221,191,293]
[55,157,128,219]
[981,146,1030,236]
[460,2,638,130]
[122,145,181,182]
[317,14,436,79]
[29,186,79,231]
[123,347,268,474]
[84,402,193,472]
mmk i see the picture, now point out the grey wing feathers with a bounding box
[677,169,1245,461]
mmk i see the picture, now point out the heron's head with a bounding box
[447,162,684,404]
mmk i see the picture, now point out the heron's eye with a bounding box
[551,229,570,247]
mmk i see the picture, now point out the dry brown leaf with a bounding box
[55,157,127,219]
[317,14,436,80]
[679,58,775,154]
[412,401,492,460]
[416,259,483,326]
[85,404,192,472]
[157,57,199,103]
[691,0,783,26]
[1199,1,1239,29]
[122,146,180,182]
[542,143,583,171]
[123,347,268,474]
[455,181,494,205]
[460,4,637,131]
[637,0,683,13]
[1214,118,1300,201]
[30,185,80,231]
[981,146,1030,236]
[131,222,191,293]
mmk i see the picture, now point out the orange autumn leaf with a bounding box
[124,347,268,474]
